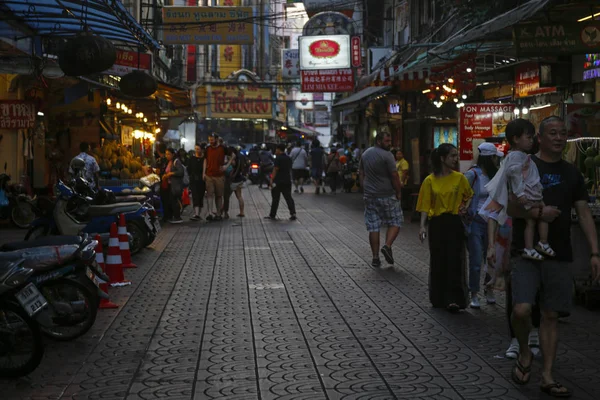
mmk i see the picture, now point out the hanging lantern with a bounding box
[58,32,116,76]
[119,70,158,97]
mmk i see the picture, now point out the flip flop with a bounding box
[446,303,460,313]
[540,382,572,398]
[511,353,532,385]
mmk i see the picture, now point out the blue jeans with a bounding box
[467,218,488,293]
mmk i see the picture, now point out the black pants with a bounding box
[327,172,338,192]
[260,165,273,187]
[190,180,206,208]
[223,176,232,213]
[270,183,295,217]
[160,188,173,220]
[428,214,469,308]
[171,189,182,220]
[505,274,541,338]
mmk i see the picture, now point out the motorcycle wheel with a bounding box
[24,224,50,241]
[70,270,101,310]
[36,279,98,341]
[0,301,44,377]
[145,233,156,247]
[127,220,147,255]
[11,202,35,229]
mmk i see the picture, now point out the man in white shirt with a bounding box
[289,141,309,193]
[70,142,100,188]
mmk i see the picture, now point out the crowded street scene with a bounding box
[1,0,600,399]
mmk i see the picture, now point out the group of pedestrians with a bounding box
[360,118,600,398]
[155,133,246,223]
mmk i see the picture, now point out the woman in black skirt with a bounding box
[416,144,474,312]
[188,143,206,221]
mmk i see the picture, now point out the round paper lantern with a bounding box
[119,70,158,97]
[59,33,116,76]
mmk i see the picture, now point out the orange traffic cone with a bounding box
[95,235,118,309]
[106,222,131,287]
[118,214,136,268]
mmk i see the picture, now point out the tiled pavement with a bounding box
[1,185,599,400]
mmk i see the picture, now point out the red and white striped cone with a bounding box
[106,222,131,287]
[94,235,118,309]
[118,213,136,268]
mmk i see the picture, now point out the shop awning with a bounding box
[0,0,160,51]
[332,86,392,110]
[430,0,551,55]
[154,83,191,111]
[289,126,319,138]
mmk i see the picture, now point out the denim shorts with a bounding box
[364,196,403,232]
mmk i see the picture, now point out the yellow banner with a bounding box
[218,0,242,78]
[162,6,254,45]
[209,86,272,119]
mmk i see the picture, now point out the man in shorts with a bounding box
[508,117,600,397]
[203,133,230,221]
[289,141,308,193]
[359,132,403,268]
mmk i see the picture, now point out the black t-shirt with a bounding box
[511,155,588,261]
[187,155,204,181]
[273,154,292,185]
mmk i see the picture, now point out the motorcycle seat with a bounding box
[88,202,141,217]
[0,244,80,271]
[1,235,83,252]
[115,195,146,202]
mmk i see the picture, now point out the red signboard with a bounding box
[309,39,341,58]
[0,100,36,129]
[515,62,556,98]
[351,36,361,67]
[301,69,354,92]
[104,50,152,76]
[459,103,515,160]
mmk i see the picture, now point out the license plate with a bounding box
[251,168,258,173]
[153,220,161,233]
[15,283,48,317]
[86,267,101,287]
[143,213,153,231]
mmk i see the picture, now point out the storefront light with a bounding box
[143,117,148,122]
[462,94,467,99]
[37,111,44,116]
[116,102,121,109]
[440,95,446,100]
[448,78,454,83]
[422,89,431,94]
[522,107,529,115]
[514,108,521,116]
[106,98,112,106]
[128,109,132,114]
[453,98,459,103]
[155,128,161,133]
[466,68,472,73]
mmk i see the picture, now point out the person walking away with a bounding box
[222,146,246,218]
[153,143,172,222]
[359,132,403,268]
[326,149,342,194]
[501,116,600,397]
[463,142,503,308]
[258,143,274,189]
[394,150,410,187]
[265,144,296,221]
[178,148,188,166]
[203,133,230,221]
[70,142,100,189]
[188,143,206,221]
[310,139,327,194]
[351,143,360,163]
[290,141,309,193]
[162,148,184,223]
[416,143,474,313]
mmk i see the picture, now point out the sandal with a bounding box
[522,248,544,261]
[536,242,556,257]
[540,382,572,398]
[511,352,533,385]
[237,214,245,217]
[446,303,460,313]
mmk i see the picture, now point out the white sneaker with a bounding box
[484,288,496,304]
[469,295,481,309]
[506,338,519,359]
[529,328,540,356]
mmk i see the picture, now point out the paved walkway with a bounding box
[1,185,599,400]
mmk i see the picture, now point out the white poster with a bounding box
[299,35,351,70]
[281,49,300,79]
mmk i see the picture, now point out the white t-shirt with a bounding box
[289,147,308,169]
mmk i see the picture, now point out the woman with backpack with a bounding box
[162,148,185,224]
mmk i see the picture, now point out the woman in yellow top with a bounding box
[395,149,410,186]
[416,143,474,313]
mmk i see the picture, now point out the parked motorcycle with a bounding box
[0,235,102,341]
[0,259,45,377]
[0,162,36,228]
[25,180,159,254]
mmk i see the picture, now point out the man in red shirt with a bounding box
[203,133,230,221]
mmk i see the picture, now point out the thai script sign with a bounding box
[162,7,254,45]
[0,100,36,129]
[104,50,151,76]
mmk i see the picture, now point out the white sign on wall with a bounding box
[299,35,351,70]
[281,49,300,79]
